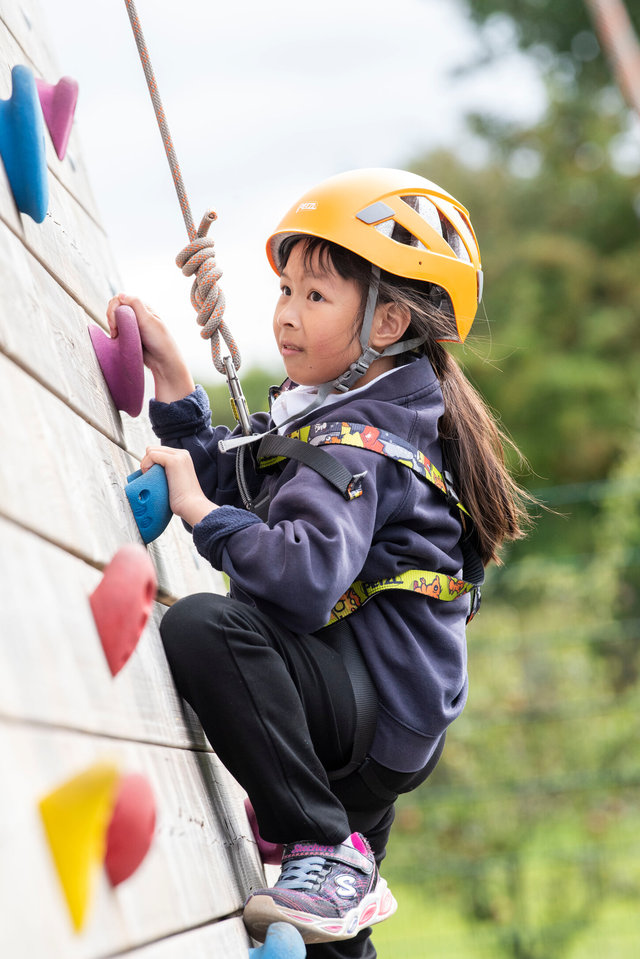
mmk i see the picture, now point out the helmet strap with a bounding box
[329,264,427,392]
[329,266,382,394]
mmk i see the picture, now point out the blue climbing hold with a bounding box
[0,65,48,222]
[125,465,172,544]
[249,922,306,959]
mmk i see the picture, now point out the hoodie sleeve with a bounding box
[148,385,269,508]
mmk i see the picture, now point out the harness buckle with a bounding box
[346,471,367,500]
[467,586,482,624]
[443,469,462,509]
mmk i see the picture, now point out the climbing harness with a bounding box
[122,0,247,406]
[254,420,484,626]
[253,419,484,785]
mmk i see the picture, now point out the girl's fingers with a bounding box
[141,445,189,472]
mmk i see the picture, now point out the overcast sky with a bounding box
[41,0,544,381]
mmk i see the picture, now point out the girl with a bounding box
[108,168,529,957]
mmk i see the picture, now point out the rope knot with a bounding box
[175,211,241,374]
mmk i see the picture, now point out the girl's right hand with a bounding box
[106,294,195,402]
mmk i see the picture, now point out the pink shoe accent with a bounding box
[349,832,368,856]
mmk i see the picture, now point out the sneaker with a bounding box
[243,832,397,944]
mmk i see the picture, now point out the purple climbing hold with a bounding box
[0,65,48,222]
[249,922,306,959]
[35,76,78,160]
[89,305,145,417]
[125,464,172,545]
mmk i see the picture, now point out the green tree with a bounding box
[378,4,640,958]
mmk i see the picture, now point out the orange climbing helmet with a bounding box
[266,168,483,342]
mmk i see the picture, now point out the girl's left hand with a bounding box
[141,446,216,527]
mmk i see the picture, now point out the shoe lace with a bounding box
[276,856,332,891]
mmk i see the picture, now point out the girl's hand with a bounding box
[141,446,216,527]
[106,294,195,402]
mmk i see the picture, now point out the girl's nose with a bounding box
[276,298,300,328]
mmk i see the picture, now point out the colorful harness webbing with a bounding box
[327,568,477,627]
[256,420,483,625]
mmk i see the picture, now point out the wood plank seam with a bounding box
[0,206,114,328]
[91,911,246,959]
[0,509,180,607]
[0,344,140,460]
[0,713,215,758]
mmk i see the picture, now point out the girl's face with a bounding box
[273,243,363,387]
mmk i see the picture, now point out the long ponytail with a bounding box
[379,275,533,566]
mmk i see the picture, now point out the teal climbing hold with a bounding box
[125,465,172,544]
[249,923,306,958]
[0,65,48,222]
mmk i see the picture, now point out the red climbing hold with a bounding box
[104,773,156,886]
[245,798,284,866]
[35,76,78,161]
[89,544,157,676]
[89,304,145,417]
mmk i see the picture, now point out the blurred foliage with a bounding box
[383,444,640,954]
[415,98,640,495]
[461,0,640,96]
[375,1,640,957]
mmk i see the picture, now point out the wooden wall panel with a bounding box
[0,4,263,955]
[0,516,206,748]
[0,220,152,459]
[110,917,254,959]
[0,722,262,958]
[0,351,225,601]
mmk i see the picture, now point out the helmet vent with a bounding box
[397,195,472,265]
[438,211,471,264]
[373,216,427,251]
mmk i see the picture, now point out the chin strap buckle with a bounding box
[333,347,382,393]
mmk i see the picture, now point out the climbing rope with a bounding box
[122,0,241,373]
[584,0,640,118]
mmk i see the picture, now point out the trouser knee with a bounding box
[159,591,229,674]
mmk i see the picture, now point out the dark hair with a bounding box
[278,234,533,565]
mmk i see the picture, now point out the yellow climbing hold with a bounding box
[39,761,120,931]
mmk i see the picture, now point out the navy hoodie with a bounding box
[149,355,470,773]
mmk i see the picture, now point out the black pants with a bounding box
[160,592,442,959]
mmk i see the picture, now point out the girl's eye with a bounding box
[280,285,291,296]
[309,291,324,303]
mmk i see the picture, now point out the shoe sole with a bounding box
[243,877,398,944]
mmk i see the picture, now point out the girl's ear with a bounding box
[371,302,411,349]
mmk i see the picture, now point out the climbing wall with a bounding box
[0,1,268,955]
